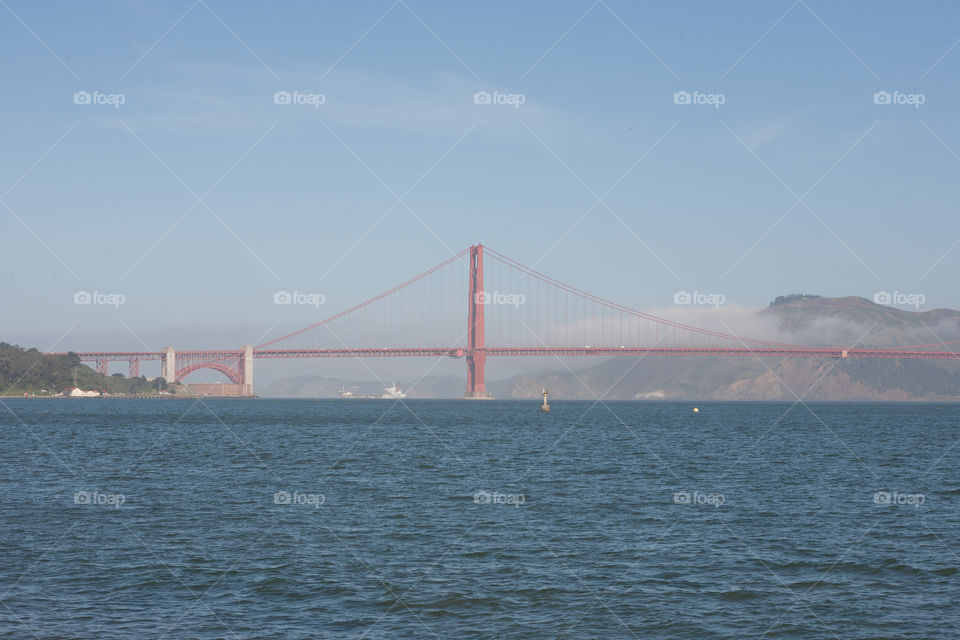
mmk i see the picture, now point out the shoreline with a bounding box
[1,394,260,399]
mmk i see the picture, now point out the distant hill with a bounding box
[0,343,167,396]
[496,296,960,401]
[264,295,960,401]
[494,353,960,401]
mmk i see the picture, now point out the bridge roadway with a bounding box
[50,345,959,398]
[63,346,960,361]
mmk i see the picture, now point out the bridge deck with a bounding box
[58,347,960,360]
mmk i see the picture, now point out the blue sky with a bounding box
[3,1,960,381]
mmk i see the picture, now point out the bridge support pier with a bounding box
[129,359,140,378]
[465,350,489,398]
[161,346,175,384]
[241,345,254,397]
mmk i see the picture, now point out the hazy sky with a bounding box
[2,1,960,383]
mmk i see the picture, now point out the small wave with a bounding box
[581,467,619,475]
[385,593,497,613]
[880,559,957,576]
[719,589,762,600]
[784,579,844,589]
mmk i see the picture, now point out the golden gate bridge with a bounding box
[53,245,960,397]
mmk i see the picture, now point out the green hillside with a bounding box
[0,343,167,396]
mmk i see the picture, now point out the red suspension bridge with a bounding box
[55,244,960,397]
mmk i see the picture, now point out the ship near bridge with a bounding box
[339,384,407,399]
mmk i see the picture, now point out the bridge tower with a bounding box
[465,244,491,398]
[161,346,175,383]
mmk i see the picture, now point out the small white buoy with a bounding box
[692,407,699,413]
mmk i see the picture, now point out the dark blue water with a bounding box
[1,399,958,639]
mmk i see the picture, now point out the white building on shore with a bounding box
[64,387,100,397]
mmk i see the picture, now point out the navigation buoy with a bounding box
[541,389,550,412]
[692,407,700,413]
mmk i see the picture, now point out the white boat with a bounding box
[338,384,406,399]
[380,383,406,399]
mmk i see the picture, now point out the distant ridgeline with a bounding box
[770,294,823,306]
[0,342,167,395]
